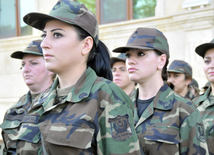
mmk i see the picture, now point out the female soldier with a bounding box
[193,39,214,155]
[111,53,136,99]
[113,27,208,154]
[0,40,54,154]
[23,0,140,154]
[167,60,195,100]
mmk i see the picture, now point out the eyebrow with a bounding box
[43,28,66,33]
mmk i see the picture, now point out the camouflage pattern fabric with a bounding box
[129,88,136,100]
[133,82,208,155]
[113,27,170,59]
[37,67,140,155]
[23,0,99,47]
[193,86,214,155]
[0,87,51,155]
[167,60,192,78]
[184,90,195,100]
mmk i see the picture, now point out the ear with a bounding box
[81,36,93,56]
[157,54,167,70]
[185,78,192,86]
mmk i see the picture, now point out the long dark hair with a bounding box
[72,25,113,80]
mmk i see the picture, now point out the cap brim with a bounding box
[167,69,184,74]
[195,43,214,57]
[110,57,125,68]
[113,45,153,53]
[23,12,60,30]
[11,51,43,59]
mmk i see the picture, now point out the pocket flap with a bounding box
[46,124,94,149]
[145,126,180,144]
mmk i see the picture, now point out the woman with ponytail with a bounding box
[23,0,140,154]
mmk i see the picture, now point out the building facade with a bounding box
[0,0,214,151]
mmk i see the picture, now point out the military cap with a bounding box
[190,78,199,88]
[202,81,211,89]
[113,27,170,58]
[167,60,192,78]
[110,53,126,68]
[195,39,214,57]
[23,0,99,47]
[11,39,43,59]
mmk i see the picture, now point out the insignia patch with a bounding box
[108,114,132,141]
[196,122,206,143]
[132,31,138,38]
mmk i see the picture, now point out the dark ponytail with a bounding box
[72,25,113,80]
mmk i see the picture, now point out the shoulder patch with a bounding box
[196,122,206,143]
[108,114,132,141]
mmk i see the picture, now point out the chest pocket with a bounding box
[141,126,180,155]
[6,115,41,144]
[45,124,95,149]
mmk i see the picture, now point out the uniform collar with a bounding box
[43,67,97,112]
[194,86,211,106]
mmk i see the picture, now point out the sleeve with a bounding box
[179,109,209,155]
[96,95,141,155]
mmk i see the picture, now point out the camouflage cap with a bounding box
[195,39,214,57]
[110,53,126,68]
[202,81,211,89]
[23,0,99,47]
[190,78,199,88]
[167,60,192,78]
[11,39,43,59]
[113,27,170,58]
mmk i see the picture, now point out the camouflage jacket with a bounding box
[193,86,214,155]
[184,90,195,100]
[133,82,208,155]
[38,67,140,155]
[0,88,51,155]
[129,88,137,100]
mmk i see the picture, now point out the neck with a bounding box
[138,78,164,100]
[29,79,53,94]
[122,83,136,96]
[177,87,188,97]
[58,65,87,89]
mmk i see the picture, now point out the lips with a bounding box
[44,54,53,59]
[113,79,121,82]
[128,67,137,73]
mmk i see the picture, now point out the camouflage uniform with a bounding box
[193,86,214,155]
[112,27,208,154]
[133,82,208,155]
[0,39,51,155]
[37,67,140,155]
[0,88,50,155]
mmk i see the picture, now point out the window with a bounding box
[0,0,35,39]
[76,0,156,24]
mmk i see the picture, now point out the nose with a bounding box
[22,63,30,73]
[41,36,50,50]
[127,56,136,66]
[113,69,120,76]
[167,76,173,83]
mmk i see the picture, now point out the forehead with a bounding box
[112,61,126,67]
[43,20,72,30]
[204,48,214,58]
[22,54,43,61]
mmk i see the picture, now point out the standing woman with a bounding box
[113,27,208,154]
[193,39,214,155]
[23,0,140,155]
[0,40,54,154]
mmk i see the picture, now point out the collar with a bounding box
[194,86,211,106]
[43,67,97,112]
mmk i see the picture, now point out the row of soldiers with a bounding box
[0,0,214,154]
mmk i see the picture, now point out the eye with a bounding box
[137,51,145,57]
[31,62,38,66]
[125,53,130,58]
[41,33,46,39]
[111,68,116,72]
[20,63,25,70]
[53,33,63,38]
[120,67,126,72]
[174,74,179,78]
[204,59,210,64]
